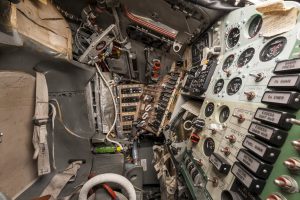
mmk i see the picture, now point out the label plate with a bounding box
[237,150,260,173]
[232,163,253,188]
[249,123,273,140]
[262,92,290,104]
[243,137,267,157]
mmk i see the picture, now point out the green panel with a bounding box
[260,109,300,200]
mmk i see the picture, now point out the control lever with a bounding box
[284,157,300,172]
[274,175,299,193]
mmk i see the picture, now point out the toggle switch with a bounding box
[194,158,203,166]
[224,69,231,77]
[209,128,217,134]
[291,139,300,151]
[207,177,219,187]
[244,91,256,100]
[221,147,231,156]
[284,157,300,171]
[232,114,245,123]
[274,175,299,193]
[225,135,236,143]
[249,73,264,82]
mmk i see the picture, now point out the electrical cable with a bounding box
[50,99,89,140]
[94,63,124,150]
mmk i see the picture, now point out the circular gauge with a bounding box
[227,27,240,48]
[260,37,287,62]
[222,55,235,71]
[214,79,225,94]
[227,77,242,95]
[203,137,215,156]
[248,15,263,38]
[205,103,215,117]
[237,48,255,67]
[219,106,230,123]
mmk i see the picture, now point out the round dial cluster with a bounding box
[227,27,240,48]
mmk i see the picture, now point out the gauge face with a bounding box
[260,37,287,62]
[222,55,235,71]
[219,106,230,123]
[227,27,240,48]
[214,79,224,94]
[248,15,263,38]
[237,48,255,67]
[203,137,215,156]
[227,77,242,95]
[205,103,215,117]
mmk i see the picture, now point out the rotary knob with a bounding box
[244,91,256,100]
[291,140,300,151]
[225,135,236,143]
[221,147,231,156]
[284,157,300,171]
[266,192,287,200]
[274,175,299,193]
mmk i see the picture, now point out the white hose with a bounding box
[94,63,123,150]
[78,173,136,200]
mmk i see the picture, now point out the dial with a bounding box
[203,137,215,156]
[260,37,287,62]
[227,77,242,95]
[237,48,255,67]
[227,27,240,48]
[222,55,235,71]
[214,79,224,94]
[219,106,230,123]
[205,103,215,117]
[248,15,263,38]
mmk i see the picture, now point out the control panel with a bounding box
[182,1,300,200]
[138,68,183,135]
[118,84,144,134]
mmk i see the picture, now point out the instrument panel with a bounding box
[181,2,300,200]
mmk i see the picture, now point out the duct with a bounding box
[185,0,244,11]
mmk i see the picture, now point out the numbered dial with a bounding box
[203,137,215,157]
[227,27,240,48]
[227,77,242,95]
[237,48,255,67]
[205,103,215,117]
[260,37,287,62]
[219,106,230,123]
[222,55,235,71]
[214,79,225,94]
[248,15,263,38]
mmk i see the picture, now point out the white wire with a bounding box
[95,63,123,150]
[50,99,88,140]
